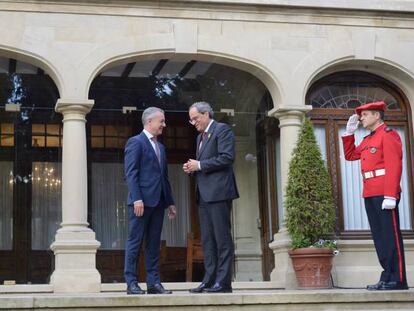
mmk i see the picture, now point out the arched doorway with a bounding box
[307,71,414,238]
[88,58,278,282]
[0,57,61,284]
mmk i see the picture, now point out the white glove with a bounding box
[344,114,360,136]
[382,198,396,210]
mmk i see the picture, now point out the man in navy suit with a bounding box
[124,107,176,295]
[183,101,239,293]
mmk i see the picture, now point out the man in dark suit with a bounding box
[183,101,239,293]
[124,107,176,295]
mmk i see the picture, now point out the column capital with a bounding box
[55,98,94,116]
[268,106,312,128]
[268,105,312,118]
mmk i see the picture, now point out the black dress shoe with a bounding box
[147,283,172,294]
[189,282,211,293]
[127,282,145,295]
[366,281,386,291]
[204,282,232,293]
[378,281,408,290]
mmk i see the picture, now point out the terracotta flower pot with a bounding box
[288,247,334,289]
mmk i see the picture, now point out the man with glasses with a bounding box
[183,101,239,293]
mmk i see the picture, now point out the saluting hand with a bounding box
[345,114,360,135]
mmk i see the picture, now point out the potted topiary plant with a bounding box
[285,117,337,289]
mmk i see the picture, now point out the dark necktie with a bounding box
[199,132,208,150]
[151,136,161,164]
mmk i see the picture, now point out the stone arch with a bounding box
[0,45,64,96]
[304,58,414,116]
[304,58,414,237]
[84,49,282,111]
[85,48,282,283]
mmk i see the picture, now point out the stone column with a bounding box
[50,99,101,293]
[267,107,310,289]
[232,137,262,281]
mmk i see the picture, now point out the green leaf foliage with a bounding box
[285,118,336,249]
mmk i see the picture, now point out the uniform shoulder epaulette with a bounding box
[384,127,393,133]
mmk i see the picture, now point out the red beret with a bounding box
[355,101,386,116]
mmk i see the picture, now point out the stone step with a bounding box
[0,287,413,311]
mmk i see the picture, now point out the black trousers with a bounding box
[198,196,234,287]
[364,196,407,284]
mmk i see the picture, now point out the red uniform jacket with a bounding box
[342,123,402,199]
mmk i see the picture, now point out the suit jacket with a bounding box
[124,132,175,207]
[195,120,239,203]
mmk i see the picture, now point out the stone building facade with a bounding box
[0,0,413,292]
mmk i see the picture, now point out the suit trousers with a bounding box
[124,203,165,287]
[364,195,407,284]
[198,197,234,287]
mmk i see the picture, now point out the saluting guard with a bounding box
[342,101,408,290]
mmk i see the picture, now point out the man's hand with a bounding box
[183,159,200,173]
[168,205,177,220]
[134,201,144,217]
[183,162,191,174]
[382,198,396,210]
[345,114,360,135]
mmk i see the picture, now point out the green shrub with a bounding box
[285,117,336,249]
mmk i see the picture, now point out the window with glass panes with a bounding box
[0,123,14,147]
[32,123,62,148]
[90,125,132,149]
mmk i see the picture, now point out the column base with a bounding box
[50,229,101,293]
[268,229,297,289]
